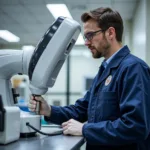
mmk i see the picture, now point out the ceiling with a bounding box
[0,0,139,49]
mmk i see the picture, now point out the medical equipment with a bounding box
[0,17,81,144]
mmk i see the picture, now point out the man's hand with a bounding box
[62,119,84,136]
[28,95,51,117]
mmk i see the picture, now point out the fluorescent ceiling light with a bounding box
[46,4,72,19]
[0,30,20,42]
[22,45,35,51]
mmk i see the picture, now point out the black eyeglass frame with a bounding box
[84,29,105,41]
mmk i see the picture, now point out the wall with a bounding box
[145,0,150,65]
[132,0,146,61]
[124,20,132,51]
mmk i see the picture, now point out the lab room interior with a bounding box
[0,0,150,150]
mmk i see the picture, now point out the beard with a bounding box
[91,34,111,59]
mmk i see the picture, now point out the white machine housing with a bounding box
[0,107,20,144]
[0,17,81,144]
[28,17,80,95]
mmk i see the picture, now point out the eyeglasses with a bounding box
[84,29,104,41]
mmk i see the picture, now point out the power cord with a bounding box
[26,122,63,136]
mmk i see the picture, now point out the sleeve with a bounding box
[82,63,150,145]
[44,90,90,125]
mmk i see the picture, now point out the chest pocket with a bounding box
[96,91,120,122]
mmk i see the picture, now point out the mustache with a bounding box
[88,46,95,49]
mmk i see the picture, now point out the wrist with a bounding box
[80,124,84,135]
[45,105,51,117]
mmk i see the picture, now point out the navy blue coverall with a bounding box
[45,46,150,150]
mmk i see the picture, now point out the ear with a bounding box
[106,27,115,41]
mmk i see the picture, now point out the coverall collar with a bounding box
[96,45,130,87]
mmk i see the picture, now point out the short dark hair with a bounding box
[81,7,124,42]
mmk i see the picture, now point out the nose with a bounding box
[84,39,91,47]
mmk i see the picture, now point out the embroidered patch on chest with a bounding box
[105,75,112,86]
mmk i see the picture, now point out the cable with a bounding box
[26,122,63,136]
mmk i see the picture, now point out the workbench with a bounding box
[0,126,85,150]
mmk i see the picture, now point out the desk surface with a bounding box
[0,127,85,150]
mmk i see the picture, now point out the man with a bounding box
[28,7,150,150]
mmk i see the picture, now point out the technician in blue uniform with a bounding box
[29,7,150,150]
